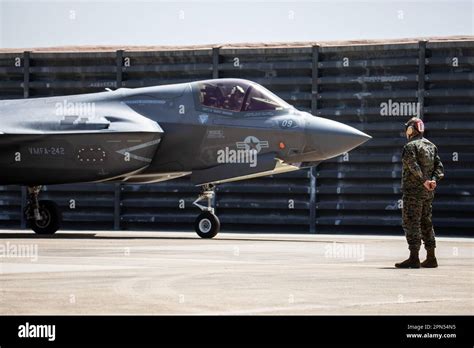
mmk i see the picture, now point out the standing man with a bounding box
[395,117,444,268]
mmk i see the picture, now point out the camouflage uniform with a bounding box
[401,134,444,251]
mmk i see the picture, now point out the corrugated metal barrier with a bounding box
[0,39,472,234]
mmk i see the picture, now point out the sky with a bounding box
[0,0,472,48]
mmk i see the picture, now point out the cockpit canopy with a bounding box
[197,79,289,113]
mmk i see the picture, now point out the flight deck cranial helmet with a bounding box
[231,85,245,96]
[405,117,424,139]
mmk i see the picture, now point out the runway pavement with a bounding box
[0,230,472,315]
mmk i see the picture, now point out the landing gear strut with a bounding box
[193,184,220,238]
[24,186,61,235]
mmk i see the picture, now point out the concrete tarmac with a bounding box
[0,230,472,315]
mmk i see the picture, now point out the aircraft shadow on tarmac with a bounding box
[0,232,193,240]
[0,232,332,244]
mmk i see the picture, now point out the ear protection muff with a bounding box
[415,119,424,133]
[405,118,424,135]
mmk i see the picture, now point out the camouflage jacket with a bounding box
[401,135,445,194]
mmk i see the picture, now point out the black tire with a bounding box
[194,212,220,239]
[27,200,61,235]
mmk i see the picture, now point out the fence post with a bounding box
[418,40,427,119]
[309,167,317,234]
[20,187,26,229]
[311,45,320,115]
[23,51,30,98]
[113,50,124,230]
[212,47,219,79]
[20,51,31,229]
[116,50,124,88]
[114,184,121,230]
[310,45,320,233]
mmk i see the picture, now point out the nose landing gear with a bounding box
[24,186,61,235]
[193,184,220,238]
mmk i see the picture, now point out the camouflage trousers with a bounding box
[402,191,436,251]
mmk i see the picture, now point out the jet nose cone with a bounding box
[304,116,371,160]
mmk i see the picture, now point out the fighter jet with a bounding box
[0,78,371,238]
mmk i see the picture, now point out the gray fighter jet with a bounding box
[0,78,371,238]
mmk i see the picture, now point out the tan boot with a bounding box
[421,247,438,268]
[395,249,420,268]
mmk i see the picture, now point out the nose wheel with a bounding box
[24,186,62,235]
[195,211,220,238]
[193,184,220,238]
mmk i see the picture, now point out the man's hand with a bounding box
[423,180,437,191]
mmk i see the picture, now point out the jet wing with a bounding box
[0,97,161,135]
[190,152,301,185]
